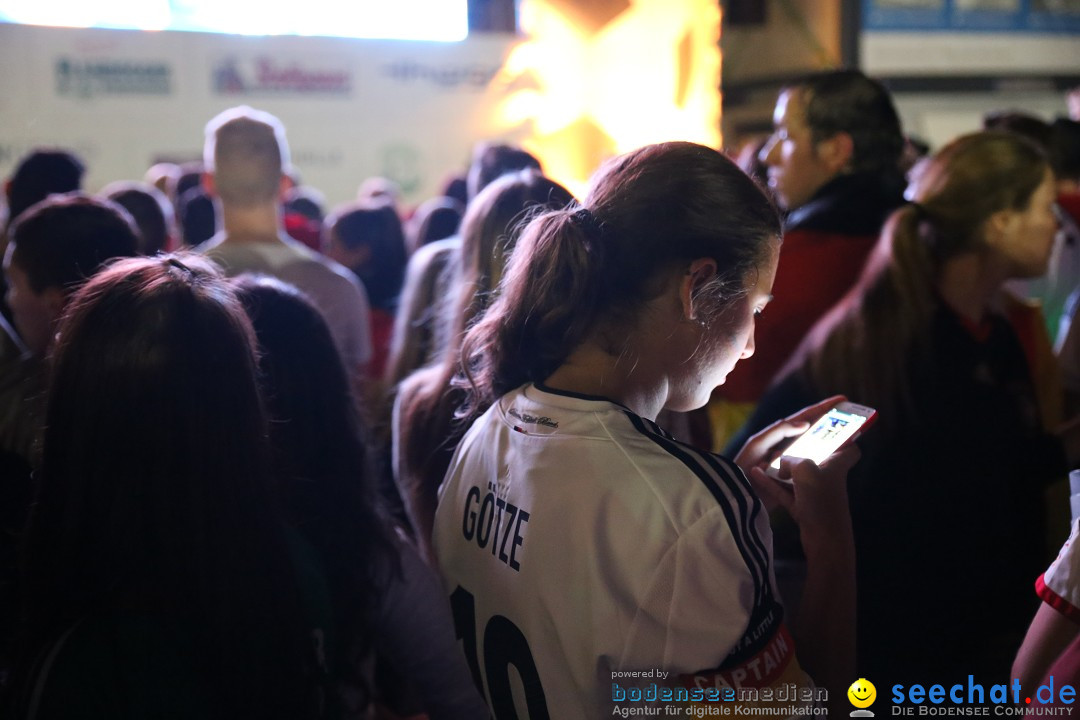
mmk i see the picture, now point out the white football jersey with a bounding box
[433,384,811,719]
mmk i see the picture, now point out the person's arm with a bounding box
[787,454,856,715]
[747,444,859,716]
[373,541,490,720]
[391,390,438,564]
[1014,602,1080,701]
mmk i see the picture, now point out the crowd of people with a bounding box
[0,69,1078,718]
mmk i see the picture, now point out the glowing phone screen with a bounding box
[769,407,868,470]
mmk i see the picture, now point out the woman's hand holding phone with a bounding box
[734,395,866,538]
[734,395,847,487]
[764,401,876,483]
[752,446,859,548]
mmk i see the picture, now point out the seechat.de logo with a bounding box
[891,676,1076,716]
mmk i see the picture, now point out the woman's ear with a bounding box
[680,257,718,322]
[984,207,1017,246]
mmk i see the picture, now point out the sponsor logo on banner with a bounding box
[213,57,352,95]
[379,60,501,89]
[55,58,171,98]
[291,148,345,169]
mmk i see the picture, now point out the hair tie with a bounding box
[909,201,945,255]
[570,207,604,243]
[165,256,203,282]
[166,257,194,275]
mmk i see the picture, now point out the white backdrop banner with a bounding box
[0,23,519,208]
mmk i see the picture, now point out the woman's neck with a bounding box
[543,340,668,421]
[936,252,1006,324]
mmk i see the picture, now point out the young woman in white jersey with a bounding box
[432,141,859,718]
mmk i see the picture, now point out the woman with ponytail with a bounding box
[729,131,1070,682]
[433,142,861,718]
[392,169,573,562]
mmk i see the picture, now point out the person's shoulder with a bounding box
[414,235,461,262]
[278,239,366,295]
[787,172,904,236]
[394,366,450,432]
[195,234,271,275]
[602,410,759,529]
[397,363,443,398]
[627,415,748,488]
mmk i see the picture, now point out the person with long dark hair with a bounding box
[433,142,860,718]
[232,275,487,719]
[6,255,321,719]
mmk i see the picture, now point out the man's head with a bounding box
[203,106,291,208]
[760,70,903,211]
[5,149,86,225]
[4,193,139,355]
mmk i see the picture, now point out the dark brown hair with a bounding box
[325,200,408,311]
[9,193,139,293]
[12,255,318,717]
[232,275,399,705]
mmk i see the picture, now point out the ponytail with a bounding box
[800,204,938,425]
[459,208,607,415]
[884,203,938,324]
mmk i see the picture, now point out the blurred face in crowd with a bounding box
[759,89,844,212]
[990,168,1059,280]
[4,249,62,357]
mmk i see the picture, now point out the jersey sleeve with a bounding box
[628,506,758,674]
[1037,518,1080,622]
[619,489,815,712]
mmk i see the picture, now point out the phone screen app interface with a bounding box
[770,408,866,469]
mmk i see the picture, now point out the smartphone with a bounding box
[765,402,877,483]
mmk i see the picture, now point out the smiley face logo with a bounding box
[848,678,877,709]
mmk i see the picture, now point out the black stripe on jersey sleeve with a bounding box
[638,415,771,586]
[624,412,769,610]
[633,413,771,595]
[701,453,771,586]
[637,415,676,443]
